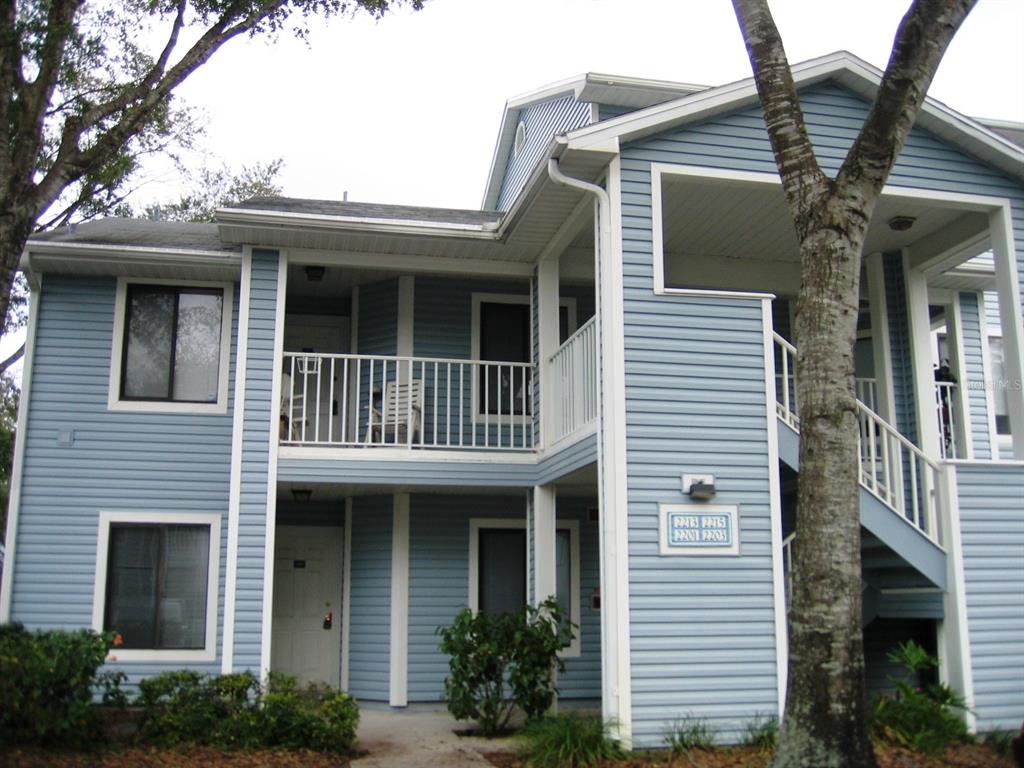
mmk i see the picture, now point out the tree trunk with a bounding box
[774,209,876,768]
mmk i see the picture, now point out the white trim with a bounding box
[341,498,353,691]
[397,276,414,358]
[258,254,288,681]
[604,156,633,746]
[866,253,897,424]
[936,465,976,732]
[91,510,221,663]
[467,515,582,658]
[537,260,560,450]
[221,251,252,672]
[107,277,233,415]
[762,297,789,716]
[0,278,42,622]
[389,493,410,707]
[978,295,1000,457]
[948,293,974,460]
[904,254,942,459]
[24,240,243,268]
[277,446,540,463]
[217,208,499,238]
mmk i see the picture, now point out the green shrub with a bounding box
[134,669,358,753]
[741,713,778,750]
[663,715,716,755]
[0,623,122,748]
[870,640,971,754]
[518,714,623,768]
[979,729,1014,758]
[437,597,576,736]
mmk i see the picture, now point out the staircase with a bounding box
[774,334,947,594]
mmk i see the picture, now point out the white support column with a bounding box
[532,485,557,606]
[935,465,976,733]
[903,253,942,458]
[340,497,353,691]
[389,493,410,707]
[397,276,414,358]
[866,253,897,423]
[989,207,1024,459]
[945,294,972,460]
[537,259,560,450]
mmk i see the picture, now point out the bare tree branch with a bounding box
[0,342,23,375]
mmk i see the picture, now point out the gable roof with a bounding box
[481,73,707,209]
[560,51,1024,183]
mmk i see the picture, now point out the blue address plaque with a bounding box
[658,504,740,556]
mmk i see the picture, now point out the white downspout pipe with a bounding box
[547,157,631,746]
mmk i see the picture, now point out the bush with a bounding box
[518,714,623,768]
[0,623,123,748]
[437,597,576,736]
[871,640,971,753]
[663,716,716,755]
[135,670,359,753]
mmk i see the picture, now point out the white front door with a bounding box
[271,525,343,686]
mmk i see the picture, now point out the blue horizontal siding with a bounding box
[406,494,601,703]
[10,273,237,684]
[955,464,1024,731]
[348,495,392,701]
[958,292,992,459]
[231,249,281,673]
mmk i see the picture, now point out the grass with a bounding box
[518,713,623,768]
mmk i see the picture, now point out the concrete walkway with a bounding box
[351,709,517,768]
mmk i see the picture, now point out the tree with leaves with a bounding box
[142,158,284,222]
[730,1,976,766]
[0,0,421,342]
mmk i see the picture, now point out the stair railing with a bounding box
[772,333,942,547]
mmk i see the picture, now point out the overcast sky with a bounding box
[152,0,1024,212]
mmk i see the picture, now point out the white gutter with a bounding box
[547,157,632,746]
[21,241,242,271]
[216,208,500,240]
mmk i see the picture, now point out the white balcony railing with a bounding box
[281,353,535,451]
[773,333,941,546]
[550,316,598,443]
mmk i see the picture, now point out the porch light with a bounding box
[305,265,326,282]
[887,215,916,232]
[688,481,717,500]
[291,488,313,502]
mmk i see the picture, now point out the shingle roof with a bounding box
[29,218,239,252]
[231,197,502,227]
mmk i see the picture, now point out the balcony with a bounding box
[281,318,598,454]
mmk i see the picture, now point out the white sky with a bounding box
[151,0,1024,211]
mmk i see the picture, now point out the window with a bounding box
[469,518,580,657]
[109,279,232,413]
[93,512,220,661]
[514,121,528,158]
[470,293,576,418]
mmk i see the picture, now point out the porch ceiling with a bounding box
[661,174,990,265]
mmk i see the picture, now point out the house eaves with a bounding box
[564,51,1024,183]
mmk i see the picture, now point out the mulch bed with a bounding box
[483,742,1013,768]
[0,746,352,768]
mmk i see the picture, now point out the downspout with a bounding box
[546,157,630,745]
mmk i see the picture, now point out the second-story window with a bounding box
[121,285,224,403]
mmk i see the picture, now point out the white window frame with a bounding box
[92,510,221,663]
[108,277,233,414]
[470,292,576,422]
[467,517,581,658]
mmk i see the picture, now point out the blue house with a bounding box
[1,52,1022,747]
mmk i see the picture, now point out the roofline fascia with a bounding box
[216,207,501,241]
[21,240,243,271]
[564,51,1024,181]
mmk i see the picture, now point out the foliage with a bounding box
[518,714,623,768]
[141,159,285,223]
[0,374,19,539]
[437,597,576,736]
[0,623,123,748]
[0,0,424,340]
[978,729,1014,758]
[135,669,359,753]
[740,713,778,751]
[871,640,971,754]
[663,716,716,755]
